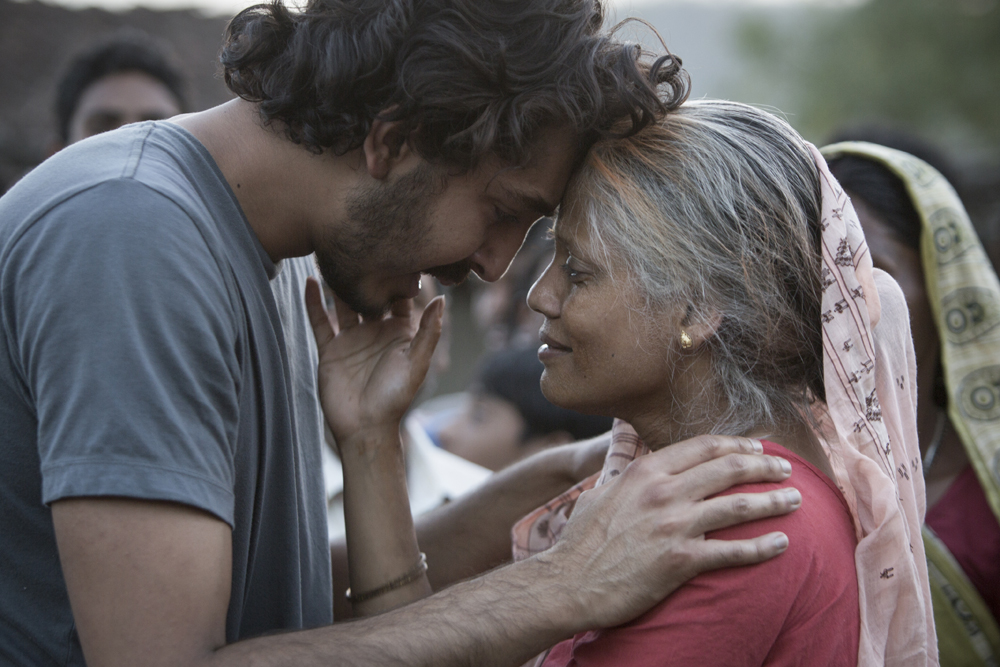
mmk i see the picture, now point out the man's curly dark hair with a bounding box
[221,0,688,171]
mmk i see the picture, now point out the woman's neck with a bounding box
[748,420,836,482]
[630,412,837,483]
[624,352,836,481]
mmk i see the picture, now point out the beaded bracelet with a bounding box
[346,552,428,604]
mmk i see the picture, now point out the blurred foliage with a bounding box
[734,0,1000,152]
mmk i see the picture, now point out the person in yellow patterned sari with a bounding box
[825,141,1000,666]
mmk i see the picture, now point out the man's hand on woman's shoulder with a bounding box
[539,434,799,633]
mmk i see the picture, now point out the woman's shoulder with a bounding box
[707,440,856,549]
[541,441,861,667]
[606,441,859,665]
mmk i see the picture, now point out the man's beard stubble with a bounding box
[314,164,471,320]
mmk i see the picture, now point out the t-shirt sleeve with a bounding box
[9,179,242,525]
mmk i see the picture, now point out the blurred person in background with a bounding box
[826,135,1000,665]
[440,345,612,472]
[52,29,187,150]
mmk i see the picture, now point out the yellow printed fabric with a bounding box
[924,526,999,666]
[823,142,1000,666]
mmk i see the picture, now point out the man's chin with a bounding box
[329,286,391,321]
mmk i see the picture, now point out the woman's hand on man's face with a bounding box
[304,277,444,452]
[542,434,800,633]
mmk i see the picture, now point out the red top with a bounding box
[925,465,1000,622]
[542,441,860,667]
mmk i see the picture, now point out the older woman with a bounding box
[514,100,935,666]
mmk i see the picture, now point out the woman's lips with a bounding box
[538,332,571,361]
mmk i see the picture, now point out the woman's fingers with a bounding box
[692,531,790,573]
[692,489,802,535]
[648,435,764,475]
[305,278,337,351]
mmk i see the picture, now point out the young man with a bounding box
[0,1,800,664]
[53,30,187,148]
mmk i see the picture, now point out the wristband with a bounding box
[346,552,428,604]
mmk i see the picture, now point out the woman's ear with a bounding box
[680,305,723,349]
[362,115,416,180]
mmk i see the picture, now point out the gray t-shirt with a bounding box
[0,122,332,665]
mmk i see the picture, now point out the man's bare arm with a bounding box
[55,434,798,667]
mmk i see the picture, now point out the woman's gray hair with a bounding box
[564,99,824,436]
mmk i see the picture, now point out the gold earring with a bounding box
[680,331,693,349]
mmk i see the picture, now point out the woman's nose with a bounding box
[527,260,561,319]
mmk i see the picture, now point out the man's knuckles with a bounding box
[633,474,685,510]
[730,494,754,519]
[696,538,766,572]
[723,452,753,476]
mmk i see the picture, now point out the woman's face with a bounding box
[851,196,939,369]
[526,213,680,420]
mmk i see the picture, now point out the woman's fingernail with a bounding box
[774,534,789,551]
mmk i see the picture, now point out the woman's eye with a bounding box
[560,261,586,282]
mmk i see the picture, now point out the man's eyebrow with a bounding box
[500,184,559,218]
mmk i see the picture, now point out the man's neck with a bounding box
[170,99,359,263]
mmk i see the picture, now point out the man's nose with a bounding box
[470,221,533,282]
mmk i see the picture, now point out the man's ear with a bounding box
[363,117,414,180]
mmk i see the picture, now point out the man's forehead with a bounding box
[490,135,582,211]
[495,181,559,218]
